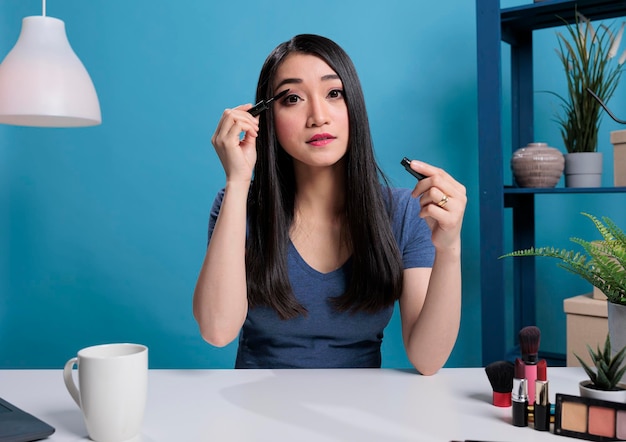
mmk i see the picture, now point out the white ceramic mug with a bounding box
[63,343,148,442]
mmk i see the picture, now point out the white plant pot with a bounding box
[565,152,603,187]
[609,302,626,362]
[579,380,626,402]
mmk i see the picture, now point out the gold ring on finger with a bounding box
[437,194,449,208]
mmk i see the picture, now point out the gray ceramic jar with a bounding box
[511,142,564,188]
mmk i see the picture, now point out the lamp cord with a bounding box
[587,87,626,125]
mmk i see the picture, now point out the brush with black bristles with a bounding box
[484,360,515,407]
[519,325,541,403]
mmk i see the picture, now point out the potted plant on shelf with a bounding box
[586,89,626,188]
[550,12,626,187]
[576,334,626,402]
[500,212,626,355]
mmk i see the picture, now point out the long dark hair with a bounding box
[246,34,403,319]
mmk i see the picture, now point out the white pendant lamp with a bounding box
[0,0,101,127]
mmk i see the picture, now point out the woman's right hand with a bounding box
[211,104,260,183]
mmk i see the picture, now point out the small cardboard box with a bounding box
[593,285,608,301]
[563,293,608,367]
[610,130,626,187]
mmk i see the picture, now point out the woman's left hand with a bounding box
[406,160,467,250]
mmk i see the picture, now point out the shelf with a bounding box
[502,0,626,44]
[504,186,626,208]
[505,186,626,193]
[476,0,626,366]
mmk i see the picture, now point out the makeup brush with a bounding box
[519,326,540,362]
[484,360,515,407]
[519,326,541,402]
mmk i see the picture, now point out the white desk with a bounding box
[1,367,586,441]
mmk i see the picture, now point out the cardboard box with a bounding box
[610,130,626,187]
[563,293,608,367]
[593,285,608,301]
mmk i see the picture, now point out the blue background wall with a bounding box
[1,0,625,369]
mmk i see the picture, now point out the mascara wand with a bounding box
[248,89,290,117]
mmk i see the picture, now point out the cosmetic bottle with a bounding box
[512,378,528,427]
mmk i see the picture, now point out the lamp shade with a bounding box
[0,16,101,127]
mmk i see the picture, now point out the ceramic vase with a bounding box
[510,142,564,188]
[564,152,603,188]
[610,130,626,187]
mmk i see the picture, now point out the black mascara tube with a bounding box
[400,157,427,181]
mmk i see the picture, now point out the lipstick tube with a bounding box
[534,379,550,431]
[512,378,528,427]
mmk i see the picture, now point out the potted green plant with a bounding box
[550,12,626,187]
[576,334,626,401]
[501,212,626,355]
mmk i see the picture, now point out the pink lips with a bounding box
[307,133,335,147]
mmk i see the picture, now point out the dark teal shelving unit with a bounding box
[476,0,626,366]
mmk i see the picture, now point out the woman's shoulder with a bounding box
[382,186,425,229]
[383,186,416,210]
[387,186,413,200]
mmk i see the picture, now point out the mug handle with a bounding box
[63,357,81,407]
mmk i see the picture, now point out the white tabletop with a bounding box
[1,367,587,442]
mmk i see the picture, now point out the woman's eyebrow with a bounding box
[275,78,302,90]
[275,74,341,90]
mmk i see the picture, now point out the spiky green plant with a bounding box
[500,213,626,306]
[576,334,626,391]
[549,12,626,153]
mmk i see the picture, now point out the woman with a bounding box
[193,34,466,374]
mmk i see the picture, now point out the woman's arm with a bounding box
[400,252,461,375]
[399,160,466,375]
[192,105,259,347]
[193,182,250,346]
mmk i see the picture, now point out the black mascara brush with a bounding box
[247,89,290,117]
[485,360,515,407]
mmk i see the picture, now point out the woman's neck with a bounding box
[289,161,351,273]
[292,160,346,217]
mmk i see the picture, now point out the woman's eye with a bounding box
[282,94,301,105]
[328,89,344,99]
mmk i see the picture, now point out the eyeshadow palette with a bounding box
[555,393,626,441]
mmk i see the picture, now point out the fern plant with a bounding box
[576,334,626,391]
[500,212,626,306]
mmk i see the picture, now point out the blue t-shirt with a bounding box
[206,187,435,368]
